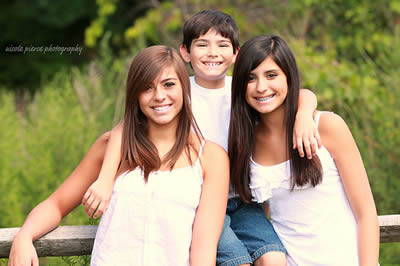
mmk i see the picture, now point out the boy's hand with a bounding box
[8,233,38,266]
[293,112,321,159]
[82,179,113,219]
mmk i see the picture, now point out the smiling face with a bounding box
[180,28,238,89]
[139,66,183,128]
[245,56,288,115]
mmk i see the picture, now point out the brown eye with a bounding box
[165,82,175,87]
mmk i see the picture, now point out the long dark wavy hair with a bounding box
[121,45,202,181]
[229,35,322,202]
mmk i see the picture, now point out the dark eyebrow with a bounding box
[193,39,209,43]
[249,69,281,75]
[217,40,231,43]
[264,69,280,73]
[160,77,178,83]
[194,39,231,43]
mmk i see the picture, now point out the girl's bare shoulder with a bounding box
[318,111,353,152]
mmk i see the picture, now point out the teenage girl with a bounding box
[228,35,379,265]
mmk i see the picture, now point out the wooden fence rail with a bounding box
[0,215,399,258]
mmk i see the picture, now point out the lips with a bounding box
[255,94,275,103]
[151,104,171,112]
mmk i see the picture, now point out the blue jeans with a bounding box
[216,198,286,266]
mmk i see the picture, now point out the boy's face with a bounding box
[180,28,238,89]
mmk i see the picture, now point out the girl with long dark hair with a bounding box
[229,35,379,265]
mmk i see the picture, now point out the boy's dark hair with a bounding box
[182,10,239,53]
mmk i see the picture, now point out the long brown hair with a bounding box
[229,35,322,202]
[121,45,202,181]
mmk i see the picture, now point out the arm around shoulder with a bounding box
[82,122,123,218]
[190,141,230,266]
[294,89,321,158]
[318,112,379,266]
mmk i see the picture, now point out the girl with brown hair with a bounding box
[9,45,229,266]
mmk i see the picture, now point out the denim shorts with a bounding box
[216,198,286,266]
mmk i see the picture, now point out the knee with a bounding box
[254,251,287,266]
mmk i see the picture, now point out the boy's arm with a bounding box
[294,89,321,159]
[190,142,229,266]
[82,121,123,219]
[8,132,109,266]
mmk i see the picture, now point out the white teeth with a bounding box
[204,62,221,66]
[152,105,170,111]
[256,95,275,102]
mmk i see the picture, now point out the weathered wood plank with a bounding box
[0,225,97,258]
[379,215,400,243]
[0,215,399,258]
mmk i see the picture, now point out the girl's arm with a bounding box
[294,89,321,159]
[82,121,123,219]
[8,132,110,266]
[190,141,230,266]
[319,112,379,266]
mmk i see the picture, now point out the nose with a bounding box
[207,44,217,57]
[153,87,166,101]
[256,78,268,93]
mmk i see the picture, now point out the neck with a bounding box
[147,119,178,156]
[194,75,225,89]
[258,104,286,136]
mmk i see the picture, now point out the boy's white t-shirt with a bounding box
[190,76,237,198]
[190,76,232,152]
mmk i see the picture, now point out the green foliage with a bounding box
[125,1,183,48]
[0,92,24,226]
[62,255,91,266]
[85,0,119,47]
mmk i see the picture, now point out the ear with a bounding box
[180,45,191,63]
[231,47,240,64]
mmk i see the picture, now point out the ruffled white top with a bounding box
[249,112,359,265]
[91,142,205,266]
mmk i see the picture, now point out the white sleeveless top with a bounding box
[249,112,359,265]
[91,142,205,266]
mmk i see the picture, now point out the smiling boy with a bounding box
[180,10,239,152]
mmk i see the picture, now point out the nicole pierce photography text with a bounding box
[5,44,83,55]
